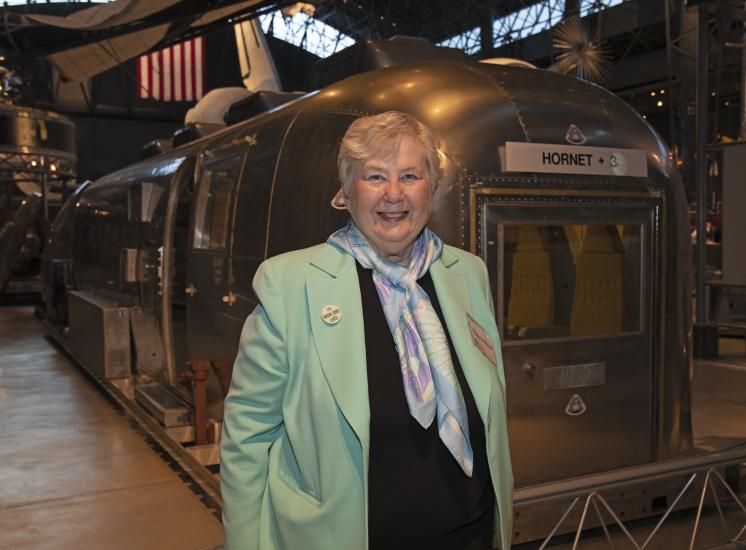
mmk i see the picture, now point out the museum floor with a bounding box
[0,304,744,550]
[0,305,223,550]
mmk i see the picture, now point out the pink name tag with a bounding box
[467,314,497,366]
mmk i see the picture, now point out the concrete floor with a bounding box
[693,337,746,452]
[1,303,744,550]
[0,306,223,550]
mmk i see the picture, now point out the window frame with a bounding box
[191,152,246,252]
[471,189,663,346]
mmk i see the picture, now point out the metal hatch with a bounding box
[185,147,246,364]
[473,186,664,487]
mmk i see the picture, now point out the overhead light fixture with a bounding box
[650,91,656,96]
[657,100,663,107]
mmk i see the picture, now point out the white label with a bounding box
[505,141,648,178]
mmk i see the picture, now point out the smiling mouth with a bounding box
[377,211,409,222]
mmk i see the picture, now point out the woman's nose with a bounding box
[383,178,404,201]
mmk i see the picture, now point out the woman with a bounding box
[221,111,513,550]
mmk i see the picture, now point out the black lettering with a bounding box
[542,152,552,164]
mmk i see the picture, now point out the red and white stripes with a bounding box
[137,37,204,101]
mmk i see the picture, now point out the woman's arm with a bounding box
[220,261,289,549]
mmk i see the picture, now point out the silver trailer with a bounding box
[42,41,704,543]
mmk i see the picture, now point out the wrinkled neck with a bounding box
[377,244,414,267]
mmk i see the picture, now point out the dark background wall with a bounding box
[20,25,255,183]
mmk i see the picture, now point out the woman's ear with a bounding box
[330,188,348,210]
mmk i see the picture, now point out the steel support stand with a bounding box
[689,470,712,550]
[594,492,642,548]
[535,467,746,550]
[712,469,746,542]
[539,497,581,550]
[572,493,593,550]
[641,472,699,548]
[709,474,730,538]
[591,497,616,549]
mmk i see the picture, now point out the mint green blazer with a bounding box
[221,242,513,550]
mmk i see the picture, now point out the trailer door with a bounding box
[476,193,661,487]
[186,151,245,364]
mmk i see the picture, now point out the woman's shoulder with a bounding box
[442,244,487,272]
[262,243,331,269]
[257,243,349,285]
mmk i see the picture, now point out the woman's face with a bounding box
[345,137,434,265]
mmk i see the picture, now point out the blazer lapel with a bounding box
[430,250,493,431]
[307,245,370,451]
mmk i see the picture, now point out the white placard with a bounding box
[504,141,648,178]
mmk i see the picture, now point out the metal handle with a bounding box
[185,284,197,296]
[522,362,536,378]
[222,292,236,305]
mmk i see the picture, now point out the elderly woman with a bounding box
[221,111,512,550]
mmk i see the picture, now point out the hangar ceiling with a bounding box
[1,0,745,169]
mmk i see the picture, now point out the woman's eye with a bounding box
[401,173,421,182]
[366,174,385,182]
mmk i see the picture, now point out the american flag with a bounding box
[137,37,205,102]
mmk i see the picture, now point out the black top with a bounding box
[358,263,495,550]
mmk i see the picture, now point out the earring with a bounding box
[330,188,347,210]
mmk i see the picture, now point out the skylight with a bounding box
[438,26,481,56]
[493,0,564,48]
[438,0,626,56]
[259,11,355,59]
[581,0,624,16]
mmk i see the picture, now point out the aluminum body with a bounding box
[44,60,694,490]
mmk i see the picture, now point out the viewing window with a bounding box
[193,155,242,250]
[483,207,646,341]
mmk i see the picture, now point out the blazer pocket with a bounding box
[277,468,322,508]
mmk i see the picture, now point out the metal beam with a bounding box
[514,443,746,507]
[694,2,714,357]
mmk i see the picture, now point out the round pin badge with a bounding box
[321,304,342,325]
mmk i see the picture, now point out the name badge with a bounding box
[467,314,497,366]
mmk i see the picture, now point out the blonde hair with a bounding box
[337,111,443,190]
